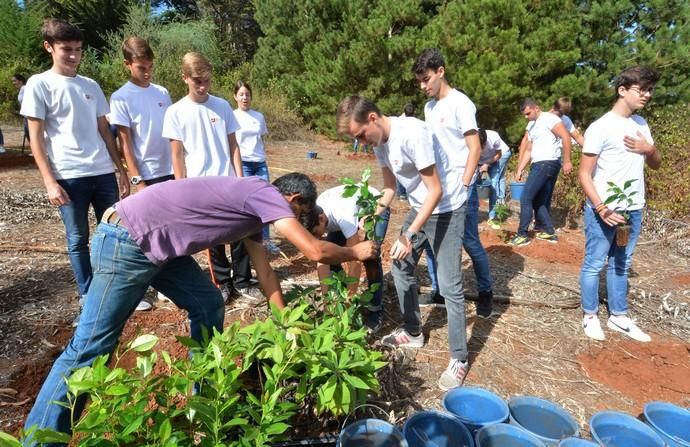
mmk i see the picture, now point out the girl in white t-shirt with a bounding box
[233,81,278,253]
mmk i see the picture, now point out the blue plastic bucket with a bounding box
[590,411,665,447]
[508,396,579,446]
[475,423,546,447]
[510,182,525,201]
[557,438,598,446]
[644,401,690,447]
[442,387,510,434]
[337,418,407,447]
[403,410,474,447]
[307,151,318,159]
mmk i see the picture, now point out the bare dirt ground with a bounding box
[1,124,689,439]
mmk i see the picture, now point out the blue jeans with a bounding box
[464,185,492,292]
[326,208,390,311]
[242,160,271,241]
[488,151,512,219]
[23,222,225,445]
[57,173,119,296]
[392,206,468,361]
[517,160,561,236]
[580,206,643,315]
[423,242,438,292]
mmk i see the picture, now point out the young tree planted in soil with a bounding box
[604,179,638,247]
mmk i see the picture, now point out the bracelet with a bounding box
[377,203,389,209]
[594,203,606,213]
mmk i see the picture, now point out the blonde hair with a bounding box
[552,97,572,115]
[182,52,212,78]
[335,95,381,135]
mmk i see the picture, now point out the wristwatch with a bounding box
[404,229,418,244]
[130,175,143,185]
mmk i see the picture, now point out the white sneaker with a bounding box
[0,146,6,153]
[583,314,605,340]
[157,291,173,303]
[607,315,651,342]
[381,328,424,348]
[136,299,153,311]
[264,241,281,254]
[438,358,469,391]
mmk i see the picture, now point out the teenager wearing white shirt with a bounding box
[163,52,260,302]
[110,37,174,311]
[510,98,571,246]
[479,129,512,229]
[579,66,661,342]
[233,80,280,254]
[21,19,129,316]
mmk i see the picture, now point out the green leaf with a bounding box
[0,432,22,447]
[263,422,290,435]
[32,429,72,443]
[104,384,130,396]
[159,418,172,441]
[343,373,371,390]
[175,335,201,349]
[129,334,159,352]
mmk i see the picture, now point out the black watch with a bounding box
[130,176,143,186]
[404,230,418,244]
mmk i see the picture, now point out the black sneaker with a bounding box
[219,284,240,304]
[364,310,383,334]
[477,290,495,318]
[419,290,445,307]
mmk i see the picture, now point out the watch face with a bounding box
[130,176,142,185]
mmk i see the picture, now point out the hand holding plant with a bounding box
[603,179,638,246]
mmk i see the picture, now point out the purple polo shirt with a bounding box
[117,176,294,264]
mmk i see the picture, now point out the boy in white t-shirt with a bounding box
[510,98,572,246]
[578,66,661,342]
[21,19,128,312]
[308,185,390,333]
[162,52,258,303]
[479,129,512,229]
[109,36,174,311]
[336,94,470,391]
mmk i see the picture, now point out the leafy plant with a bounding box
[340,168,384,242]
[493,203,511,223]
[604,179,638,221]
[16,274,385,446]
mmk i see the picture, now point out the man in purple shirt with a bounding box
[23,173,377,445]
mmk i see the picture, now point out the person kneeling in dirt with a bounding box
[22,173,377,446]
[307,184,390,334]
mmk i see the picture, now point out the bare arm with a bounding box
[228,133,243,177]
[377,167,397,209]
[463,130,481,186]
[98,116,129,198]
[570,128,584,147]
[516,133,532,181]
[578,153,626,227]
[551,121,573,174]
[116,125,145,190]
[389,164,442,260]
[27,118,70,206]
[273,217,377,265]
[244,237,284,309]
[171,139,186,179]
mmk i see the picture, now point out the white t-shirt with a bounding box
[233,108,267,162]
[20,70,114,179]
[109,81,173,180]
[374,116,458,213]
[316,185,381,239]
[18,85,25,104]
[162,94,240,177]
[583,111,653,211]
[560,115,578,147]
[479,130,510,164]
[423,88,478,205]
[525,111,562,162]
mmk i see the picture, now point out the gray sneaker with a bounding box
[237,286,265,302]
[135,297,153,311]
[219,284,240,304]
[419,290,445,307]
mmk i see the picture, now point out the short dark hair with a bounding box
[552,97,572,115]
[13,73,26,83]
[335,95,381,135]
[299,205,323,233]
[412,48,445,75]
[519,97,538,112]
[272,173,317,208]
[614,66,660,96]
[234,80,252,96]
[402,103,415,117]
[42,18,83,45]
[122,36,154,62]
[478,128,487,147]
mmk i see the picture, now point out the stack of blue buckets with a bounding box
[338,387,690,446]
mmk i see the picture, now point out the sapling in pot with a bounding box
[603,179,638,247]
[340,169,383,293]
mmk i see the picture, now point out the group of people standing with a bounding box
[17,16,661,447]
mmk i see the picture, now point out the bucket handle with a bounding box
[341,403,392,431]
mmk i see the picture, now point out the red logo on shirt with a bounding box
[210,117,218,123]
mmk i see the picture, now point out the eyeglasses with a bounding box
[629,86,654,96]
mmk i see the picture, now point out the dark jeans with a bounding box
[208,241,252,290]
[326,208,390,311]
[57,173,119,296]
[517,160,561,237]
